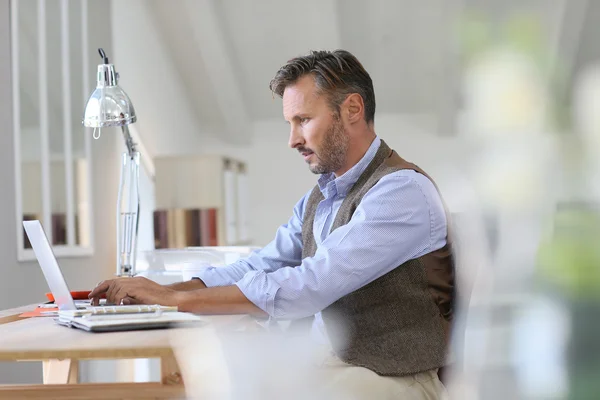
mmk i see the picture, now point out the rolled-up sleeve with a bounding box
[194,258,260,288]
[236,173,447,319]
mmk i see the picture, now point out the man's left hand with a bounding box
[89,277,180,307]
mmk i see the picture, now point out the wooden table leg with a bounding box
[160,354,182,386]
[43,359,79,384]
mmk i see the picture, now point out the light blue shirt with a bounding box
[195,136,447,340]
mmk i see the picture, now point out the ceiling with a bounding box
[147,0,459,128]
[144,0,591,140]
[14,0,596,148]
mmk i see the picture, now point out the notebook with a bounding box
[57,306,205,332]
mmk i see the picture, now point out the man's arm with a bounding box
[175,286,267,317]
[192,190,310,287]
[234,172,448,319]
[89,276,266,317]
[166,278,206,291]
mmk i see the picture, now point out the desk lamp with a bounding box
[82,48,140,277]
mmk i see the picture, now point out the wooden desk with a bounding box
[0,303,39,325]
[0,305,186,399]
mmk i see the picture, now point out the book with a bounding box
[200,208,218,246]
[153,210,169,249]
[190,209,202,247]
[207,208,218,246]
[173,209,187,249]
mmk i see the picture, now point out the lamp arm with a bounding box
[121,125,137,157]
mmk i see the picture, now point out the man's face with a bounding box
[283,75,350,175]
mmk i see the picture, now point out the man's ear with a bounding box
[342,93,365,125]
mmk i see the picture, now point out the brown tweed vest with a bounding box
[301,139,454,376]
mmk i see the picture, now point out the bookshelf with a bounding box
[153,155,250,248]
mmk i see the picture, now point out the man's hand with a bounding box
[89,277,181,307]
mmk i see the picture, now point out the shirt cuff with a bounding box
[235,270,281,317]
[192,266,229,288]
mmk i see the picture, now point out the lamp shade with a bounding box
[82,63,136,128]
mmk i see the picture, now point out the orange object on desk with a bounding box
[19,307,59,318]
[45,291,94,302]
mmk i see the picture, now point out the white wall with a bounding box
[110,0,228,157]
[0,0,121,384]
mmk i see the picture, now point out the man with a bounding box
[90,50,454,398]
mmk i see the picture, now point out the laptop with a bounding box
[23,220,86,310]
[24,220,114,310]
[23,220,205,332]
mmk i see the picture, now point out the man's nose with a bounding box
[288,126,305,149]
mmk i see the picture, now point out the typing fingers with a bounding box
[89,280,110,297]
[106,280,122,305]
[89,280,111,305]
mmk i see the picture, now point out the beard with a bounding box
[305,114,350,175]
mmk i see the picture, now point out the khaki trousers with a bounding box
[172,324,449,399]
[315,347,449,400]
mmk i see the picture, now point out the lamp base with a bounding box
[117,264,134,277]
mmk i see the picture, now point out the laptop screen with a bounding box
[23,220,77,311]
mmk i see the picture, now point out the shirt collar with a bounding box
[317,136,381,198]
